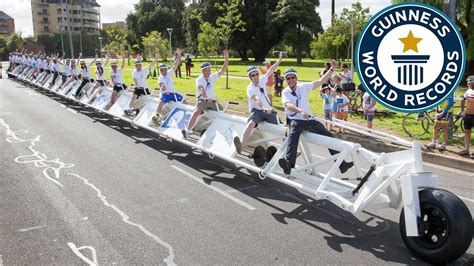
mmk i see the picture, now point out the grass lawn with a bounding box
[88,57,471,145]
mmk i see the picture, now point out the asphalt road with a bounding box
[0,75,473,265]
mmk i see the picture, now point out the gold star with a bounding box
[399,30,423,53]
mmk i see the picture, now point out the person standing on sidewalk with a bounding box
[185,55,193,77]
[362,91,376,129]
[459,75,474,156]
[260,60,275,105]
[425,94,454,151]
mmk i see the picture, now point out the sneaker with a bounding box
[151,114,162,125]
[339,161,354,174]
[278,158,292,175]
[438,143,446,150]
[233,136,242,154]
[124,108,135,116]
[458,149,470,156]
[181,129,187,139]
[425,142,436,149]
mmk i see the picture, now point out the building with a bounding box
[31,0,101,36]
[0,11,15,35]
[102,21,127,31]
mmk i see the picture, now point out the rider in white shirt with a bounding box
[109,53,127,106]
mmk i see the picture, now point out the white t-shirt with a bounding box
[110,68,124,84]
[341,71,352,84]
[70,66,78,76]
[49,61,55,71]
[335,94,349,112]
[282,82,313,120]
[196,72,219,100]
[80,66,91,79]
[246,71,272,111]
[158,68,177,93]
[95,67,106,81]
[63,65,71,76]
[53,62,61,72]
[132,66,149,88]
[362,92,375,113]
[463,88,474,99]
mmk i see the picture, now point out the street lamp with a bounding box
[98,36,103,57]
[166,28,173,56]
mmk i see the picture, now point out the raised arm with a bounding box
[217,50,229,77]
[147,52,159,69]
[89,54,98,66]
[76,53,82,66]
[266,52,283,77]
[171,49,181,72]
[311,60,337,90]
[103,54,110,67]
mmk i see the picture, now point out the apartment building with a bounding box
[0,11,15,35]
[31,0,101,36]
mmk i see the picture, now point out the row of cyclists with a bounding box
[8,50,355,175]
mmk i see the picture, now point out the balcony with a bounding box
[37,11,50,16]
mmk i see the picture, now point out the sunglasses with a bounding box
[251,73,259,77]
[286,76,296,81]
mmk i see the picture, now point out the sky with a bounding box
[0,0,391,37]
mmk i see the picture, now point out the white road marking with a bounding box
[68,173,176,266]
[18,225,46,232]
[67,242,98,266]
[458,196,474,203]
[171,165,256,210]
[66,107,78,114]
[423,162,474,177]
[0,118,73,188]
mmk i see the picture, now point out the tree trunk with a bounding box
[296,46,302,64]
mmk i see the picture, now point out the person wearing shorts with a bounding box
[426,94,454,150]
[109,54,127,107]
[233,53,283,154]
[459,75,474,155]
[151,49,184,124]
[362,91,376,129]
[321,86,335,131]
[123,52,159,117]
[277,64,354,175]
[182,50,229,138]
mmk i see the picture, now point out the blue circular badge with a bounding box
[355,3,465,113]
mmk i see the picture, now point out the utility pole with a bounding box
[350,17,354,77]
[331,0,335,26]
[65,0,74,58]
[444,0,456,138]
[167,28,173,57]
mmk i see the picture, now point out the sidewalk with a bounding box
[337,130,474,173]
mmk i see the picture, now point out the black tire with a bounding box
[402,112,431,138]
[399,188,473,264]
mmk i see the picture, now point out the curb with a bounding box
[339,132,474,173]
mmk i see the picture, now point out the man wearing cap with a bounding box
[260,59,275,104]
[108,53,127,107]
[74,53,97,98]
[49,55,64,88]
[233,52,283,154]
[182,50,229,138]
[151,49,184,124]
[278,60,354,175]
[124,52,159,116]
[459,75,474,156]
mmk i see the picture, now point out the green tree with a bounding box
[105,24,128,56]
[310,2,370,61]
[391,0,474,82]
[141,31,169,61]
[215,0,246,49]
[273,0,323,64]
[126,0,185,55]
[197,22,219,58]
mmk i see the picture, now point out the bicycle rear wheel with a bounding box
[402,112,431,138]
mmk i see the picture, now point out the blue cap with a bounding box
[201,62,211,70]
[247,65,258,76]
[284,68,298,78]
